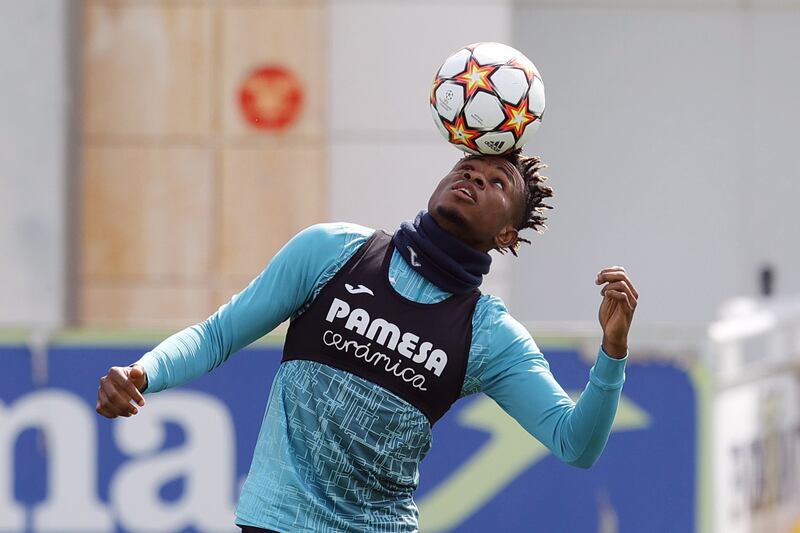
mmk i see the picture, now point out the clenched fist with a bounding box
[96,364,147,418]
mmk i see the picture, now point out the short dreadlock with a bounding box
[499,148,553,255]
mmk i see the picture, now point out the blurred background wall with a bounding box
[511,0,800,330]
[1,0,797,334]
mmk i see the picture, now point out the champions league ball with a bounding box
[430,42,545,155]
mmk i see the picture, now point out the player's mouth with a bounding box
[451,182,477,204]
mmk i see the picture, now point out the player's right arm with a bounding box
[96,223,372,418]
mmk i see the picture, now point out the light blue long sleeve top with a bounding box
[137,222,627,532]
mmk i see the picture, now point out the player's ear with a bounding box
[493,224,518,250]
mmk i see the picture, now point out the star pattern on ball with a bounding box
[444,115,479,150]
[501,100,537,137]
[509,57,537,83]
[430,76,445,106]
[454,57,497,99]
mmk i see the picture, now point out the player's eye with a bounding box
[492,179,504,190]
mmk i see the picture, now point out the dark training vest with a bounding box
[282,231,480,424]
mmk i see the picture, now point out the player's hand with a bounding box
[96,364,147,418]
[596,266,638,359]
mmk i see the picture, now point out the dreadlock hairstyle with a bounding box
[499,148,554,255]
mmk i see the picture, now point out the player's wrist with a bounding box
[601,336,628,359]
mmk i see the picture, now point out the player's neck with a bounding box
[392,211,491,294]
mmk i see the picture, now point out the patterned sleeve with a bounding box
[475,297,627,468]
[137,223,373,393]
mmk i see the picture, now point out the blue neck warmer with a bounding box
[392,210,491,295]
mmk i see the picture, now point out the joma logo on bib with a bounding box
[325,297,448,377]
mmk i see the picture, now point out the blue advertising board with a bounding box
[0,342,696,532]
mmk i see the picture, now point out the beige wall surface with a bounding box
[81,0,326,328]
[83,2,213,138]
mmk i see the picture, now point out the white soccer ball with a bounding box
[430,42,545,155]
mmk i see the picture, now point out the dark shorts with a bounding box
[238,526,281,533]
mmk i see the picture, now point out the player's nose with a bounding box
[464,171,486,189]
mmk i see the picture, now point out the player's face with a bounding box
[428,155,525,252]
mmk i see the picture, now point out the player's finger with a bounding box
[598,276,636,300]
[600,280,631,296]
[600,280,638,307]
[101,379,137,416]
[96,388,109,418]
[598,266,626,276]
[106,368,140,410]
[596,272,639,299]
[596,269,629,283]
[109,368,146,407]
[596,268,625,285]
[96,387,118,418]
[604,290,634,312]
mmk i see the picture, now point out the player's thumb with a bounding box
[128,364,147,388]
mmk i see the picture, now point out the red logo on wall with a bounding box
[239,66,303,130]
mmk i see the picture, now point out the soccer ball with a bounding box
[430,42,545,155]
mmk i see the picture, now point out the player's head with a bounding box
[427,149,553,254]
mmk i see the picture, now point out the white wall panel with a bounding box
[0,1,70,327]
[512,8,749,327]
[329,1,511,134]
[749,11,800,297]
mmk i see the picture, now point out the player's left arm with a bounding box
[482,266,638,468]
